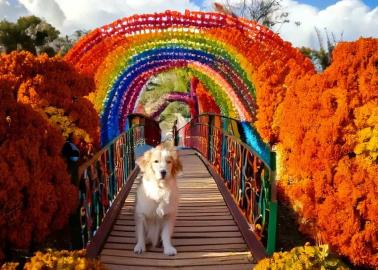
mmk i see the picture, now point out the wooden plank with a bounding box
[117,214,234,221]
[122,204,229,209]
[173,238,248,246]
[176,264,253,270]
[123,201,227,205]
[103,243,248,252]
[177,205,229,209]
[104,264,158,270]
[110,231,242,238]
[120,208,231,214]
[178,199,225,202]
[101,249,251,259]
[112,225,239,233]
[176,203,228,207]
[174,186,219,188]
[115,219,236,227]
[100,254,252,267]
[106,236,246,245]
[104,263,253,270]
[171,211,233,216]
[178,194,225,197]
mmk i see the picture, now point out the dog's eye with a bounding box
[154,160,159,163]
[167,160,172,164]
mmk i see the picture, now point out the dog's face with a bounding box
[137,143,182,181]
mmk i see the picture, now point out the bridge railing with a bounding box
[77,114,161,257]
[175,114,277,257]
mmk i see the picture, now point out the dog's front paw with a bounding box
[164,245,177,256]
[134,243,146,254]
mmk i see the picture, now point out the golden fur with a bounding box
[134,142,182,256]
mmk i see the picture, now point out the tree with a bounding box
[50,30,88,56]
[300,27,342,72]
[140,69,190,111]
[0,16,59,56]
[213,0,289,28]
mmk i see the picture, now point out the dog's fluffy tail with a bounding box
[147,221,160,247]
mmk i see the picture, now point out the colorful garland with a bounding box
[65,10,311,144]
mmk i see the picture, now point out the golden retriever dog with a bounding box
[134,143,182,256]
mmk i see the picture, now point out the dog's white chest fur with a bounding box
[143,179,169,202]
[136,178,177,218]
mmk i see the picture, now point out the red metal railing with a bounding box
[77,114,161,254]
[176,114,277,255]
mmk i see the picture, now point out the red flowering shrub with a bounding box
[257,38,378,267]
[195,81,221,115]
[0,52,99,263]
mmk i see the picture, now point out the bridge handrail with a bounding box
[176,114,272,169]
[175,114,277,256]
[183,122,269,167]
[76,114,161,256]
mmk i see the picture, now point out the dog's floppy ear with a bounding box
[171,149,183,177]
[136,150,152,172]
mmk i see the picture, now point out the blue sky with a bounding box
[1,0,377,49]
[300,0,376,9]
[192,0,376,9]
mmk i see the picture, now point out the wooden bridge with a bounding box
[77,114,277,269]
[101,150,254,269]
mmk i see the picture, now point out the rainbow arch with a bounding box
[65,10,310,145]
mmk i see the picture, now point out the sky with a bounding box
[0,0,377,49]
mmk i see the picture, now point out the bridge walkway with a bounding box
[99,150,255,269]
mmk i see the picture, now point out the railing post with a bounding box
[108,146,116,201]
[122,134,129,180]
[266,151,277,256]
[207,115,214,161]
[129,127,135,169]
[173,120,178,146]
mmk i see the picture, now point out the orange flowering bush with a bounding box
[0,51,99,145]
[0,52,99,263]
[1,249,107,270]
[24,249,107,270]
[257,38,378,267]
[0,262,18,270]
[255,244,349,270]
[0,77,76,262]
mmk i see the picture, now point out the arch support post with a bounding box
[190,77,199,118]
[266,151,277,255]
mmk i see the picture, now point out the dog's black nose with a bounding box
[160,170,167,179]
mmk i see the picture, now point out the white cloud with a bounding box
[15,0,200,34]
[0,0,29,21]
[277,0,378,49]
[204,0,378,49]
[19,0,65,27]
[2,0,377,49]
